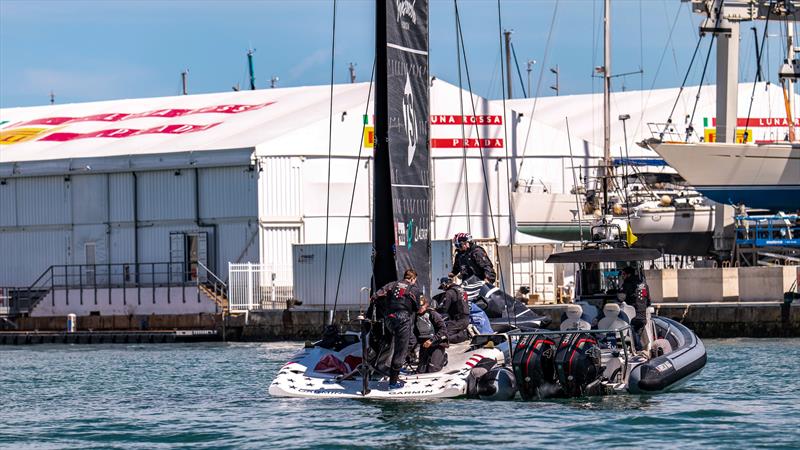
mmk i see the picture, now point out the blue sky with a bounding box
[0,0,791,108]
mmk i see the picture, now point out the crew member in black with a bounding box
[450,232,497,284]
[621,266,650,350]
[371,268,420,388]
[435,276,471,344]
[415,296,449,373]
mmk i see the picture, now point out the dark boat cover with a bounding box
[545,248,662,264]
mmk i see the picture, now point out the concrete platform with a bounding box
[0,329,219,345]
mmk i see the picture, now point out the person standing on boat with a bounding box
[415,296,449,373]
[371,269,420,388]
[435,276,471,344]
[621,266,650,350]
[450,233,497,285]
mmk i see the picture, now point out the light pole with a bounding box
[526,59,536,97]
[550,65,559,96]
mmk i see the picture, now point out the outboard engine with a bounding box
[476,367,517,401]
[512,336,560,399]
[554,335,603,397]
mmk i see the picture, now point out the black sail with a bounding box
[373,0,431,295]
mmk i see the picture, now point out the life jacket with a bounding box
[448,285,470,318]
[416,312,435,339]
[387,281,415,315]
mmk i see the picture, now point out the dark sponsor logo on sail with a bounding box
[403,73,418,166]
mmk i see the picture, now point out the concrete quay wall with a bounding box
[10,313,222,332]
[645,266,798,303]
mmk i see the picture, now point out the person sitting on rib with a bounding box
[414,296,449,374]
[434,276,472,344]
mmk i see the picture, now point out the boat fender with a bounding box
[466,358,498,398]
[477,367,517,401]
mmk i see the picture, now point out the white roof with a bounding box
[4,79,794,177]
[0,83,371,166]
[506,81,800,156]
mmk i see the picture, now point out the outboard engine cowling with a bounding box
[554,335,603,397]
[476,367,517,401]
[512,337,560,400]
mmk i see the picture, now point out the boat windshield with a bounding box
[576,261,641,301]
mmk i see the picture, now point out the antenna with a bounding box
[348,62,357,83]
[504,30,513,99]
[270,76,279,88]
[181,69,189,95]
[247,48,257,90]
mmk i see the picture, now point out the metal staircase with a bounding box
[197,261,229,313]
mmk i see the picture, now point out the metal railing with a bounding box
[1,261,229,316]
[228,263,293,312]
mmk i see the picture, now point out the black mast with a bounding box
[372,0,431,293]
[373,0,395,290]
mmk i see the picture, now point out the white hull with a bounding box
[269,340,504,399]
[629,205,714,235]
[653,142,800,211]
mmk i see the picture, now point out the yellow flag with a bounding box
[626,223,638,247]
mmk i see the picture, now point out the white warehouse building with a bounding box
[1,79,793,316]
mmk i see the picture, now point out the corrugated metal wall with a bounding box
[0,179,17,227]
[292,242,373,308]
[292,240,453,307]
[108,173,134,222]
[0,165,258,286]
[260,226,300,282]
[0,229,69,285]
[137,170,195,221]
[16,176,70,225]
[259,157,302,219]
[200,167,258,219]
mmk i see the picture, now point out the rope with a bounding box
[510,42,528,98]
[454,1,471,234]
[630,0,683,140]
[565,117,584,245]
[744,3,773,143]
[323,0,337,326]
[332,60,376,317]
[516,0,560,178]
[685,30,717,142]
[454,0,513,324]
[660,32,704,140]
[496,0,516,325]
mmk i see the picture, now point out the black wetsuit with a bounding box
[436,284,471,344]
[373,280,420,382]
[415,309,448,373]
[453,244,496,283]
[622,275,650,350]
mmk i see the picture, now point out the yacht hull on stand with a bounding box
[653,142,800,212]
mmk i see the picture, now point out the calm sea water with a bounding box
[1,338,798,449]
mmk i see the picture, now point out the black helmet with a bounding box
[438,276,453,290]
